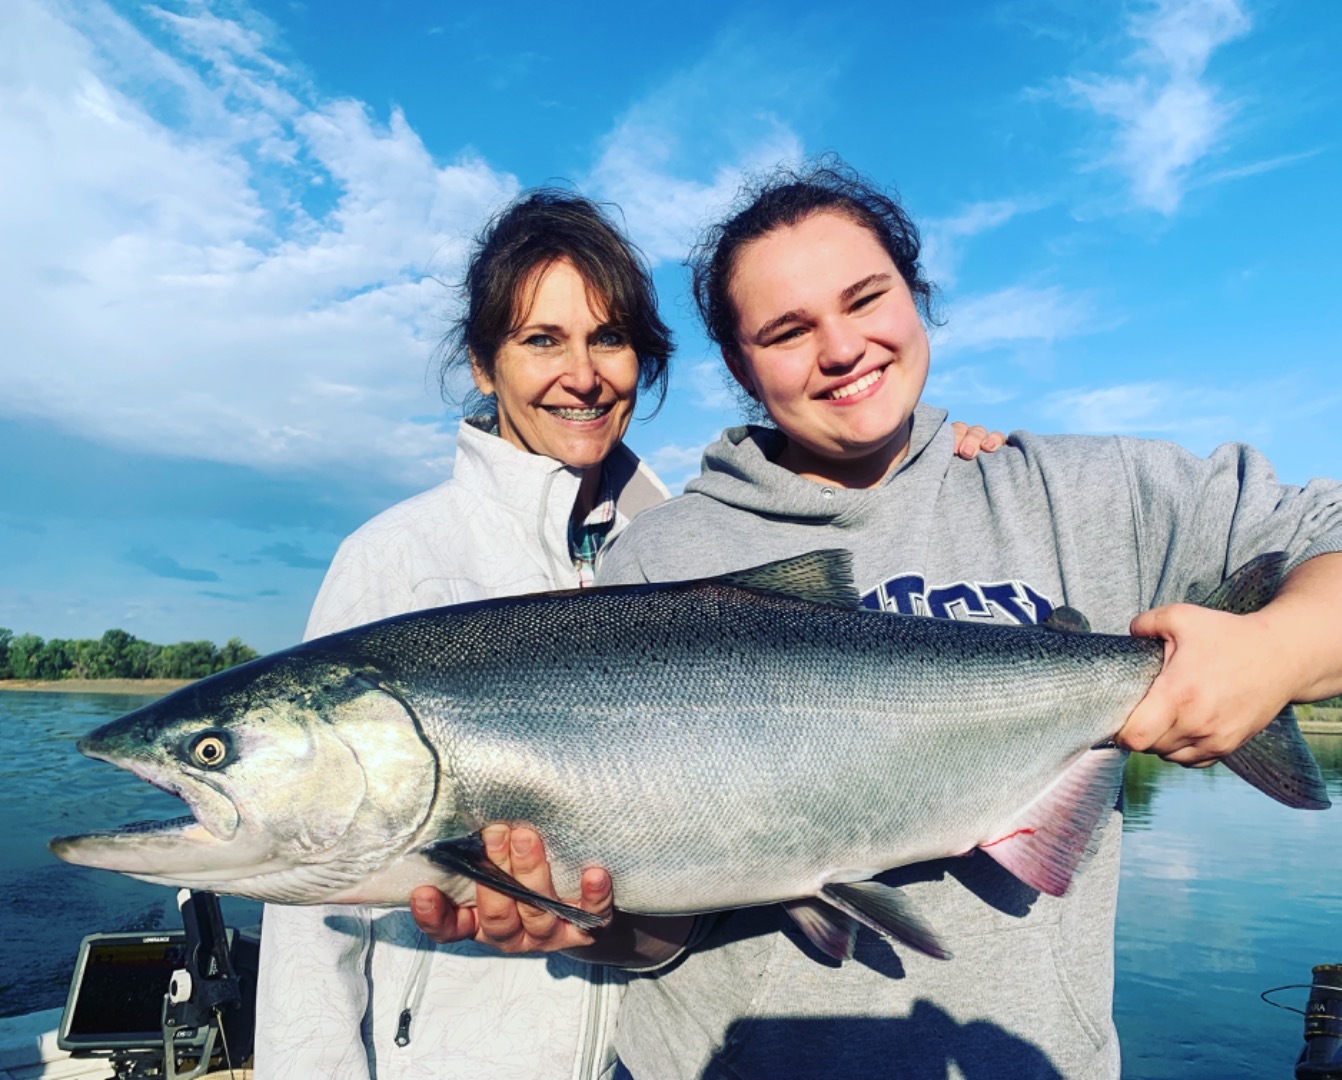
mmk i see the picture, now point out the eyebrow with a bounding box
[747,272,894,343]
[514,320,622,339]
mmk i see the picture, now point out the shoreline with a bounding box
[0,678,192,695]
[1294,704,1342,734]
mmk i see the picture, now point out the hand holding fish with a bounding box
[410,825,613,951]
[1119,551,1342,765]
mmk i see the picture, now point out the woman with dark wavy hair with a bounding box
[253,188,676,1080]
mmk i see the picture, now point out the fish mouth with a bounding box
[50,743,246,875]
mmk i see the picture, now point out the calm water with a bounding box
[2,691,1339,1077]
[0,691,261,1018]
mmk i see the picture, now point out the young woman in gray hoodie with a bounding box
[412,160,1342,1080]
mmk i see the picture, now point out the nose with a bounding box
[816,316,864,371]
[560,343,600,396]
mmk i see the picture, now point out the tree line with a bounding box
[0,628,259,681]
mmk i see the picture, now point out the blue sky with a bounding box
[1,0,1339,653]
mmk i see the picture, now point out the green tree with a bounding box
[33,639,72,681]
[6,634,45,680]
[66,638,99,679]
[218,637,259,671]
[1,629,259,681]
[94,629,140,678]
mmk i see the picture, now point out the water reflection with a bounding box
[1124,731,1342,828]
[1117,733,1341,1079]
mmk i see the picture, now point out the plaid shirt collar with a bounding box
[569,472,617,587]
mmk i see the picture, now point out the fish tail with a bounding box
[1197,551,1288,615]
[1192,553,1331,809]
[1221,707,1331,809]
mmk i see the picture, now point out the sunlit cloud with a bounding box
[1036,380,1281,451]
[0,0,515,487]
[924,365,1019,407]
[644,443,708,493]
[585,27,811,263]
[935,285,1098,354]
[1061,0,1251,213]
[921,199,1040,288]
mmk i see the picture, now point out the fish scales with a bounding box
[326,582,1164,911]
[49,549,1328,962]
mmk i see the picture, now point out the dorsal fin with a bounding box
[1198,551,1288,614]
[1041,605,1091,634]
[716,550,859,608]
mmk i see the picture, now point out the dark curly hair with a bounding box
[439,188,673,417]
[689,156,939,376]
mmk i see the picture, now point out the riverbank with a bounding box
[1295,704,1342,733]
[0,678,191,695]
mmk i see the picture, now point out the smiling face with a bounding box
[725,210,931,488]
[473,257,640,473]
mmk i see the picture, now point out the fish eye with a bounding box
[187,731,233,770]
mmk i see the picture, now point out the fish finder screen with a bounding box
[60,935,185,1049]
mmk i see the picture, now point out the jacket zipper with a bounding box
[394,935,433,1048]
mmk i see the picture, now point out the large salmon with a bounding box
[50,550,1329,960]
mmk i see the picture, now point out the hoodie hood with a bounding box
[686,403,953,524]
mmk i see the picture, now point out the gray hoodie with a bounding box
[596,404,1342,1080]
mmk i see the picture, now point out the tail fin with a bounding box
[1222,707,1330,809]
[1198,552,1331,810]
[1198,551,1289,615]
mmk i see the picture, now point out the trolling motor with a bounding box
[158,889,243,1080]
[57,889,256,1079]
[1297,965,1342,1080]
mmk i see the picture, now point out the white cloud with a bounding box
[1041,382,1192,433]
[0,0,516,486]
[934,285,1097,354]
[1063,0,1251,214]
[924,365,1019,407]
[921,199,1037,288]
[585,28,809,264]
[644,443,708,493]
[686,360,738,412]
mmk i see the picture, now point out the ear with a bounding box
[469,350,495,397]
[722,347,759,401]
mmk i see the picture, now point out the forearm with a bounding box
[563,911,695,969]
[1251,551,1342,704]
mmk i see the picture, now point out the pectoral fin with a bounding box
[421,835,608,930]
[819,881,950,960]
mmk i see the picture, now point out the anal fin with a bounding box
[422,834,609,930]
[819,881,950,960]
[782,898,858,961]
[978,747,1127,897]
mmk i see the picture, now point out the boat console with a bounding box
[56,891,256,1079]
